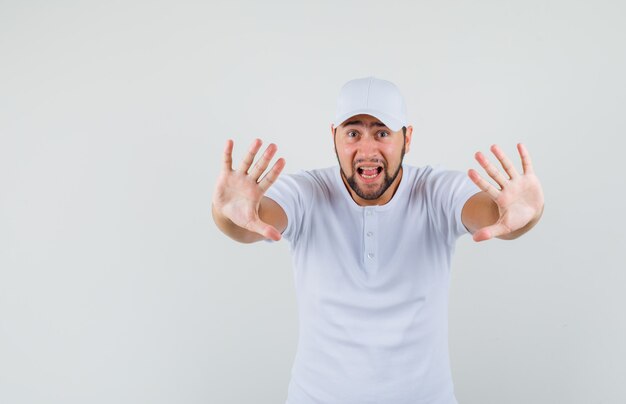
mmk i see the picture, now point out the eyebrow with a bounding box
[341,120,388,129]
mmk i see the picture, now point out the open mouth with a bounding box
[356,166,383,180]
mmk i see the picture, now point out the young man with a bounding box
[212,77,544,404]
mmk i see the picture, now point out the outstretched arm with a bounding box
[461,143,544,242]
[212,138,288,243]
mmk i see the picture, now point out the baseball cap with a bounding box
[333,76,407,132]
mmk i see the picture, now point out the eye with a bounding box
[378,131,389,138]
[347,131,358,138]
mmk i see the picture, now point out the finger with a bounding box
[222,139,234,172]
[473,222,510,242]
[517,143,534,175]
[490,144,519,179]
[238,138,263,173]
[475,151,509,188]
[249,143,278,181]
[246,217,282,241]
[258,158,286,193]
[468,168,500,200]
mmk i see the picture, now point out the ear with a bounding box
[404,125,413,153]
[330,123,335,138]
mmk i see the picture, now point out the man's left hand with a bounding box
[467,143,545,242]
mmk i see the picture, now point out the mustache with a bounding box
[352,159,387,171]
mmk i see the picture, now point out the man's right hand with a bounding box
[212,138,286,242]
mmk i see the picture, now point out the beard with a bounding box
[337,144,406,201]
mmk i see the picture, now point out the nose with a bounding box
[356,134,380,159]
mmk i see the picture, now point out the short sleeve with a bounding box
[424,167,480,243]
[264,171,314,245]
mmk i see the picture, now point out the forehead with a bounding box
[340,114,388,128]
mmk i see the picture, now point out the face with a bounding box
[332,114,412,206]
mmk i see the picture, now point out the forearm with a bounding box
[211,203,265,244]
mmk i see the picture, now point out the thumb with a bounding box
[246,218,282,241]
[472,223,510,242]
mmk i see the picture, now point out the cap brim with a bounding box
[333,109,404,132]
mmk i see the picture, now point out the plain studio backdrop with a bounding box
[1,0,625,403]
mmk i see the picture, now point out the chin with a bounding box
[351,177,389,200]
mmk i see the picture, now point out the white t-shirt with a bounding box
[265,164,479,404]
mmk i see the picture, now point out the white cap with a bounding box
[333,76,407,132]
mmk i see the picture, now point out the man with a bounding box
[212,77,544,404]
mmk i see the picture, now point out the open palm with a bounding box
[468,143,544,242]
[212,138,285,241]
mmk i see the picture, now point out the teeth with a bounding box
[357,165,382,179]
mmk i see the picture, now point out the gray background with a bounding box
[1,0,625,403]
